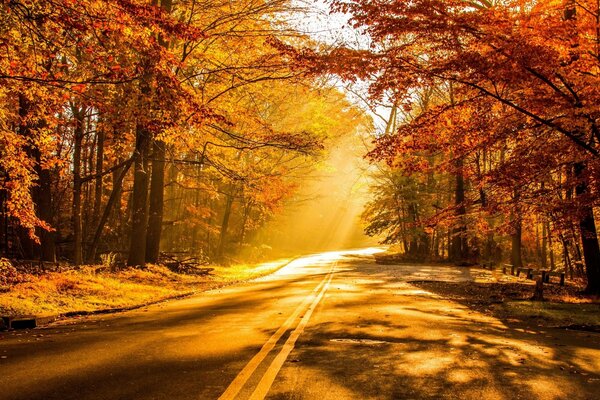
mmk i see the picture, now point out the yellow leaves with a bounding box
[0,0,371,248]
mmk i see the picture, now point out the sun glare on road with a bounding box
[281,248,385,271]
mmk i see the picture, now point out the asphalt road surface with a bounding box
[1,249,599,400]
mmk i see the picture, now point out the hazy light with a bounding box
[256,132,380,257]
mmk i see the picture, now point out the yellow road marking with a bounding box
[248,265,335,400]
[218,266,333,400]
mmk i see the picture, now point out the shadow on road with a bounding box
[269,257,600,400]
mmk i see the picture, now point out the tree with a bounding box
[1,0,367,269]
[312,0,600,293]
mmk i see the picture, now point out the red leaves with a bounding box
[325,0,600,252]
[115,0,207,41]
[71,84,86,94]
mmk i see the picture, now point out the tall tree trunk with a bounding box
[547,219,556,270]
[143,0,173,263]
[433,230,440,258]
[511,218,523,269]
[93,125,105,228]
[127,0,172,266]
[570,224,584,263]
[164,160,179,253]
[109,153,125,234]
[239,200,252,246]
[541,218,548,269]
[451,158,468,262]
[87,158,134,263]
[407,202,419,256]
[574,162,600,294]
[15,95,37,260]
[71,106,84,265]
[36,165,56,262]
[82,112,94,247]
[127,125,151,267]
[190,175,201,251]
[510,190,523,269]
[559,233,573,278]
[146,141,165,263]
[217,190,234,260]
[0,191,8,257]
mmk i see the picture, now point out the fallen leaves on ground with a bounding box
[0,259,290,318]
[412,280,600,329]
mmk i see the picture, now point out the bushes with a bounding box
[0,258,29,286]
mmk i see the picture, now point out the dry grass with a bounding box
[499,301,600,327]
[413,280,600,327]
[0,258,291,318]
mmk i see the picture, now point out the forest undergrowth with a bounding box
[0,258,290,318]
[412,272,600,329]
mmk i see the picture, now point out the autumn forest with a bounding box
[3,0,600,291]
[1,0,369,267]
[2,1,600,399]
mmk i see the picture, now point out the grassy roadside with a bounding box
[376,250,600,328]
[412,279,600,328]
[497,301,600,327]
[0,258,292,319]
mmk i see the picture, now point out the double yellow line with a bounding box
[218,263,336,400]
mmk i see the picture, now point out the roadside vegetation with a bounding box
[414,279,600,328]
[0,257,290,318]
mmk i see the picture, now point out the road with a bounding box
[0,249,599,400]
